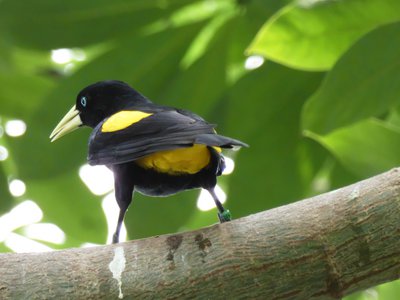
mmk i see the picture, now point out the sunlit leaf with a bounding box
[375,280,400,300]
[344,280,400,300]
[0,243,10,252]
[248,0,400,70]
[302,22,400,135]
[307,119,400,178]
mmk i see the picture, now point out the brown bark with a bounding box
[1,168,400,299]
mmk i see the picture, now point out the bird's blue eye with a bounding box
[81,96,87,107]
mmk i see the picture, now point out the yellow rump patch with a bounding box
[136,144,211,175]
[102,110,153,132]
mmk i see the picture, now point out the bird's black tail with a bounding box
[195,133,248,150]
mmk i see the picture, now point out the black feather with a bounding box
[88,108,246,165]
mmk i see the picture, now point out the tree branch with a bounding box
[1,168,400,299]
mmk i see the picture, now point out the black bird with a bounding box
[50,80,247,243]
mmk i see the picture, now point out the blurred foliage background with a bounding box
[0,0,400,298]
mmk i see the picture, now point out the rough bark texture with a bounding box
[1,168,400,299]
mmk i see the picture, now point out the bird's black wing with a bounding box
[88,108,247,166]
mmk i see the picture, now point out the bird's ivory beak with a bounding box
[50,105,82,142]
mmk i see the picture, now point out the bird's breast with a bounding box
[135,144,219,175]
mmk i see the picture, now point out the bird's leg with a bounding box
[112,188,134,243]
[111,165,134,244]
[112,205,128,244]
[207,188,231,223]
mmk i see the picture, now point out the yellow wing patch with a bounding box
[212,146,222,153]
[136,144,211,175]
[102,110,153,132]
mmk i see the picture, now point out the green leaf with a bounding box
[161,18,230,116]
[0,242,11,253]
[344,280,400,300]
[0,165,13,214]
[385,104,400,130]
[375,280,400,300]
[0,0,197,49]
[248,0,400,70]
[5,120,90,180]
[26,172,106,245]
[241,0,292,17]
[223,63,323,216]
[126,190,198,239]
[302,22,400,135]
[0,35,12,72]
[0,72,54,119]
[329,160,361,190]
[307,119,400,178]
[224,2,287,83]
[296,138,331,197]
[183,206,222,231]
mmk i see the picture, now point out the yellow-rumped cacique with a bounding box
[50,80,247,243]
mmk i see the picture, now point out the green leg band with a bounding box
[218,209,232,222]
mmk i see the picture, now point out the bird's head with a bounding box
[50,80,150,142]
